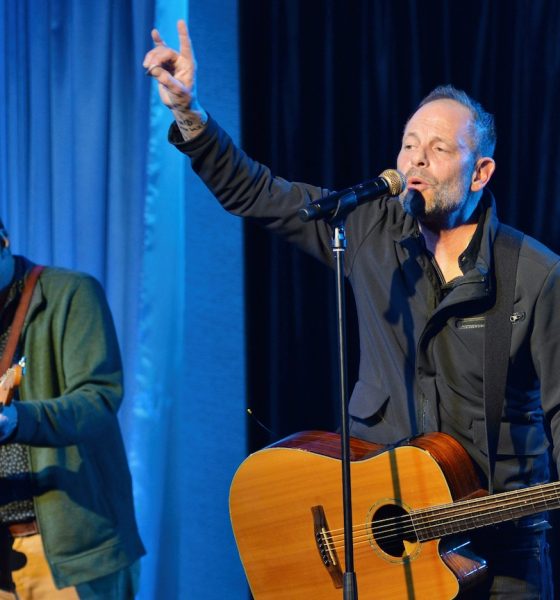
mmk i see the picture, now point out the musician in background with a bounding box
[144,20,560,598]
[0,221,145,599]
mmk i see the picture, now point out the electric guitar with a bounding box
[229,430,556,599]
[0,358,25,407]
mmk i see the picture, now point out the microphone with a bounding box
[298,169,406,222]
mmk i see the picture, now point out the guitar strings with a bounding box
[329,491,555,548]
[321,484,560,554]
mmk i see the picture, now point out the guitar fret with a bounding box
[412,483,560,540]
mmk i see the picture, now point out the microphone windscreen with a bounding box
[379,169,406,196]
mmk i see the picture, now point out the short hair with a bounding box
[414,84,496,158]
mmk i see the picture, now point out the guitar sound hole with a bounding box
[370,503,417,558]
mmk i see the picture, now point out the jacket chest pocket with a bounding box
[454,316,485,330]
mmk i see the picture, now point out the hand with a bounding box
[0,403,18,443]
[143,20,208,140]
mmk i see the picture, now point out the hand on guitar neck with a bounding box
[0,358,25,442]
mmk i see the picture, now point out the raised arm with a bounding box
[143,19,208,141]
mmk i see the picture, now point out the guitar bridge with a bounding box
[311,505,343,589]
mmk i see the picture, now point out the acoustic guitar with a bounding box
[229,430,555,599]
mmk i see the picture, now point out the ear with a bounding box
[470,157,495,192]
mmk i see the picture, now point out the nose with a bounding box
[410,146,429,167]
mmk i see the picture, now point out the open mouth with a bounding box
[406,175,435,190]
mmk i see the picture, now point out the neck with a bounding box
[420,222,478,283]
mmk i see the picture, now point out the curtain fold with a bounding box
[4,0,560,596]
[239,0,560,447]
[239,0,560,584]
[1,1,247,598]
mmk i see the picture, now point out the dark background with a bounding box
[238,0,560,590]
[239,0,560,446]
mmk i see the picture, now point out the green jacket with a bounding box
[10,261,145,588]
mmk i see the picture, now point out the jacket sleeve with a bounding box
[11,273,124,447]
[170,116,339,266]
[170,116,397,271]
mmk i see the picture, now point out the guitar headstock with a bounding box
[0,358,25,407]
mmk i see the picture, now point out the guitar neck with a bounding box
[413,481,560,540]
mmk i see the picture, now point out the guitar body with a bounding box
[0,361,24,407]
[230,431,487,599]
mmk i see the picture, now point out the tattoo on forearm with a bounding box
[171,101,208,141]
[176,116,207,140]
[176,117,205,131]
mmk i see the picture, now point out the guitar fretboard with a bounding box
[412,481,560,540]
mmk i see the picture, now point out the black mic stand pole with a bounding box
[330,199,358,599]
[299,172,404,597]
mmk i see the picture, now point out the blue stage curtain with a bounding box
[0,1,247,598]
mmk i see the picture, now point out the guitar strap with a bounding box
[483,224,523,494]
[0,265,44,374]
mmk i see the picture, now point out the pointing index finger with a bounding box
[177,19,194,61]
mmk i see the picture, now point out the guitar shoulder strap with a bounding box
[483,224,523,494]
[0,264,44,374]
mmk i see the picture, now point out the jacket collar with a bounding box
[393,189,499,277]
[392,190,501,309]
[455,189,501,290]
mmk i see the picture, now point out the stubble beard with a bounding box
[401,175,474,228]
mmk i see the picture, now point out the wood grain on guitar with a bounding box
[0,358,25,408]
[230,430,554,599]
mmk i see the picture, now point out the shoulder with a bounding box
[506,230,560,300]
[496,224,560,273]
[37,267,108,307]
[347,195,407,238]
[38,266,101,288]
[519,232,560,274]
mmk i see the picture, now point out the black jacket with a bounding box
[172,117,560,494]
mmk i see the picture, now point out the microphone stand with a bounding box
[329,195,358,599]
[297,174,403,598]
